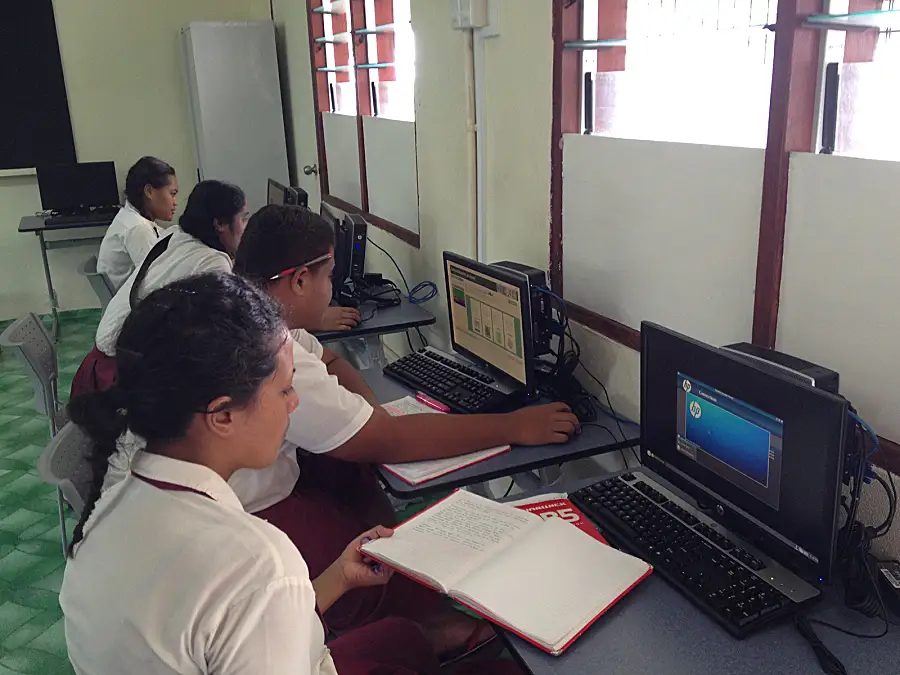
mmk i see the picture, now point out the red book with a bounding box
[515,497,608,545]
[362,490,652,655]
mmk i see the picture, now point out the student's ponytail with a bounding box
[66,387,129,556]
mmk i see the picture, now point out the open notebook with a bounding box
[380,397,510,485]
[361,490,652,655]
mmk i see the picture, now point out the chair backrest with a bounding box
[79,255,116,311]
[0,313,58,417]
[37,421,94,516]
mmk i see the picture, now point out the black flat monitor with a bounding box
[266,178,308,208]
[36,162,119,213]
[641,322,848,582]
[443,251,536,393]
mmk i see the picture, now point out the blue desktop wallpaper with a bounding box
[684,392,771,486]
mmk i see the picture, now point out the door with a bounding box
[272,0,323,210]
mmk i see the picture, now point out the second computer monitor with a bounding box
[443,252,535,391]
[37,161,119,213]
[266,178,309,208]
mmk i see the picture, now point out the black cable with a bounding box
[366,237,438,305]
[502,479,515,498]
[872,470,896,538]
[359,305,378,323]
[578,360,629,443]
[795,616,848,675]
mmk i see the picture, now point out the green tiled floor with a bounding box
[0,309,101,675]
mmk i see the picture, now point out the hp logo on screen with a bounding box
[690,401,702,419]
[683,379,692,393]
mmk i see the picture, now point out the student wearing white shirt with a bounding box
[97,157,178,289]
[70,180,249,399]
[230,205,580,654]
[61,272,522,675]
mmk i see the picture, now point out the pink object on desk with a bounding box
[415,392,451,413]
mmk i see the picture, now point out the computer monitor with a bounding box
[641,322,848,582]
[266,178,309,208]
[443,252,536,392]
[36,162,119,213]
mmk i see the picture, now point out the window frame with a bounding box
[306,0,420,248]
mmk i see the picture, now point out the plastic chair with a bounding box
[0,313,64,437]
[37,422,94,555]
[79,255,116,311]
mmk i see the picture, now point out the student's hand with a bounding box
[509,403,580,445]
[336,526,395,590]
[317,306,361,332]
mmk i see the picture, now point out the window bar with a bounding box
[370,81,379,117]
[328,83,336,112]
[819,62,839,155]
[583,72,594,135]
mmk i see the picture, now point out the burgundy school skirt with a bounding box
[70,346,117,399]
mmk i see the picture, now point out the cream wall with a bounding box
[0,0,271,321]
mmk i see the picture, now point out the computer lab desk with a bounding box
[362,368,641,499]
[502,478,900,675]
[19,214,113,341]
[313,299,435,370]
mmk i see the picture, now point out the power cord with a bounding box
[366,236,436,349]
[796,411,895,674]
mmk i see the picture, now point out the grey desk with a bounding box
[314,299,435,369]
[503,478,900,675]
[19,214,115,340]
[363,368,640,498]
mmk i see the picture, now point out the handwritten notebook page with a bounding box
[451,516,652,652]
[362,490,541,591]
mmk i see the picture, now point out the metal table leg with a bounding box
[37,232,60,341]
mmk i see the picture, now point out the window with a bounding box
[826,1,900,161]
[310,0,414,120]
[579,0,778,148]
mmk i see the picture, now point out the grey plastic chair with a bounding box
[79,255,116,312]
[37,422,94,555]
[0,313,65,437]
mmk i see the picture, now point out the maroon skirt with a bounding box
[70,345,116,399]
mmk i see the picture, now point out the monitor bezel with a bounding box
[640,321,847,582]
[443,251,537,393]
[37,161,119,212]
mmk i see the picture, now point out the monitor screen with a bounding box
[676,373,783,511]
[267,178,286,205]
[641,323,847,581]
[445,256,528,385]
[37,162,119,212]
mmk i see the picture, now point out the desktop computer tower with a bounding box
[720,342,839,394]
[492,261,553,358]
[334,214,367,286]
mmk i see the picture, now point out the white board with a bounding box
[562,134,764,346]
[323,112,362,208]
[363,116,420,234]
[182,21,289,214]
[778,153,900,441]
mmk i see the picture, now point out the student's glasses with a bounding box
[268,253,333,281]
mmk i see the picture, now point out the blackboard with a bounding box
[0,2,76,170]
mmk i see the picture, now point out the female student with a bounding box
[61,272,521,675]
[228,205,580,649]
[70,179,248,398]
[96,156,178,289]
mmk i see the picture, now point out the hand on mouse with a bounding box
[509,403,580,445]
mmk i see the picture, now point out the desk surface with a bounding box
[504,478,900,675]
[314,299,435,343]
[364,368,640,498]
[19,214,116,234]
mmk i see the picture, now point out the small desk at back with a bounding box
[362,368,640,498]
[19,214,113,340]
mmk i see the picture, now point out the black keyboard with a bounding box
[45,211,117,226]
[572,475,802,638]
[383,350,508,414]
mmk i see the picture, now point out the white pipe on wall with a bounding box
[473,31,487,262]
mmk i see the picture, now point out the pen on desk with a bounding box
[415,392,451,413]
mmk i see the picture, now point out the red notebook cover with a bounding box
[514,498,608,545]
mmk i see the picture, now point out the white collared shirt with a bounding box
[61,452,338,675]
[96,201,161,290]
[95,226,232,356]
[104,332,374,513]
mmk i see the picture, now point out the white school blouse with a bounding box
[95,226,232,356]
[60,452,339,675]
[96,201,160,290]
[104,331,374,514]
